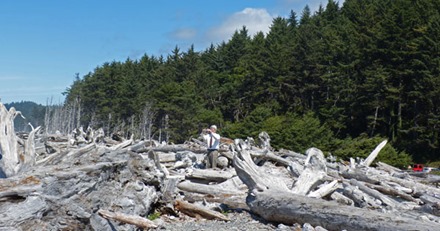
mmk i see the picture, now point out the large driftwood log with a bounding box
[245,190,438,231]
[177,180,245,196]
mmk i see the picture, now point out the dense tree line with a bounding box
[62,0,440,166]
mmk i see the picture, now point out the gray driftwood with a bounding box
[233,141,440,230]
[174,199,230,221]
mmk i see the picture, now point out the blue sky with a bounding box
[0,0,341,105]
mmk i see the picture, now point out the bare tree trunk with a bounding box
[0,103,40,177]
[0,103,20,176]
[165,114,169,144]
[370,105,379,136]
[76,97,81,130]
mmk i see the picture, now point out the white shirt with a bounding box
[203,132,220,150]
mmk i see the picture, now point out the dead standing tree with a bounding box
[0,103,40,177]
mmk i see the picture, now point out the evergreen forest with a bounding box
[61,0,440,167]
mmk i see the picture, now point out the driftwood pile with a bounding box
[0,103,440,231]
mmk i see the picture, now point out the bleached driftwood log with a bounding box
[174,199,230,221]
[98,209,157,229]
[244,190,438,231]
[177,179,245,196]
[186,168,236,183]
[361,139,387,167]
[307,180,339,198]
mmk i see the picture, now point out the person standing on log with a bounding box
[202,125,220,168]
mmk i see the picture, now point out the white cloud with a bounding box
[207,8,273,42]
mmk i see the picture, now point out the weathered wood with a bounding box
[350,179,400,208]
[365,182,420,203]
[361,139,387,167]
[375,161,403,174]
[0,175,42,198]
[108,135,133,151]
[250,150,291,166]
[340,169,380,184]
[0,103,40,177]
[177,180,245,196]
[186,168,236,182]
[278,149,306,160]
[183,192,248,210]
[0,195,48,227]
[161,176,181,203]
[245,190,439,231]
[258,131,271,150]
[139,145,188,153]
[156,152,177,163]
[3,125,440,230]
[233,143,440,230]
[98,209,157,229]
[37,143,96,166]
[233,148,289,192]
[341,181,370,207]
[287,161,304,177]
[174,199,230,221]
[330,191,354,205]
[419,194,440,206]
[307,180,339,198]
[369,168,440,195]
[21,125,41,169]
[426,174,440,184]
[291,148,327,195]
[147,150,169,177]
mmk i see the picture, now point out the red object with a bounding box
[412,164,424,172]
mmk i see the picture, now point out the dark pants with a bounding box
[205,149,218,168]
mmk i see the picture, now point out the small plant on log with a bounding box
[147,211,161,220]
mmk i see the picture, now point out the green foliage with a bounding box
[426,161,440,168]
[147,211,161,220]
[333,134,412,168]
[261,112,335,153]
